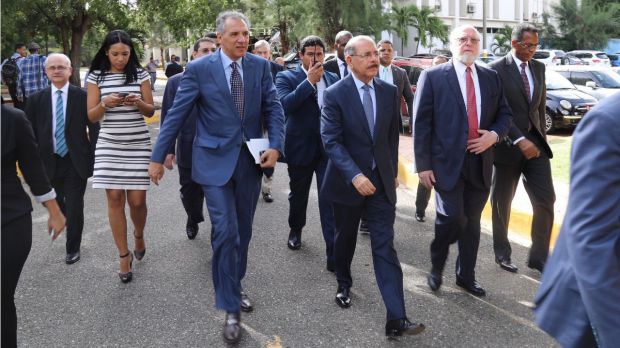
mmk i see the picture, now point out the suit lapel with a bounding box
[41,88,53,144]
[242,54,256,121]
[505,54,530,107]
[445,64,467,118]
[476,65,489,127]
[209,52,238,118]
[346,76,372,140]
[65,85,75,131]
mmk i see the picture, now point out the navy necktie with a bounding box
[230,62,244,119]
[55,90,68,157]
[343,63,349,77]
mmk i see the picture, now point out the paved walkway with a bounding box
[397,134,569,248]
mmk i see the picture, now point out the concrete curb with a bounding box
[397,155,561,248]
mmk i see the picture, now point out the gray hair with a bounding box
[215,11,251,34]
[45,53,71,67]
[254,40,270,50]
[449,25,482,47]
[344,35,376,57]
[335,30,353,44]
[511,22,538,42]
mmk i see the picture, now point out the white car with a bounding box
[566,50,611,67]
[550,65,620,100]
[533,49,566,66]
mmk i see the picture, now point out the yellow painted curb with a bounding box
[397,155,561,248]
[144,111,160,125]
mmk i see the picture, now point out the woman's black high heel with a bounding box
[133,231,146,261]
[119,252,133,283]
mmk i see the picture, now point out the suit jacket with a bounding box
[534,94,620,348]
[269,61,284,83]
[165,61,184,78]
[151,51,285,186]
[413,62,512,191]
[320,75,400,206]
[276,65,339,166]
[377,64,413,118]
[160,72,199,168]
[24,85,99,180]
[323,58,341,79]
[489,54,552,164]
[1,105,53,225]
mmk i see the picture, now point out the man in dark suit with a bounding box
[413,25,512,297]
[488,23,554,274]
[535,94,620,348]
[276,35,339,271]
[323,30,352,79]
[149,11,284,344]
[252,39,284,203]
[24,53,99,264]
[358,38,414,233]
[165,55,183,77]
[321,35,425,337]
[160,37,217,240]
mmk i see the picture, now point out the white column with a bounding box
[454,0,460,27]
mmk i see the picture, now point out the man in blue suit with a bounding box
[321,35,425,337]
[148,11,284,344]
[276,35,339,271]
[413,25,512,297]
[160,37,217,240]
[534,94,620,348]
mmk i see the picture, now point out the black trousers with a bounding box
[1,213,32,348]
[432,153,488,282]
[7,83,23,110]
[51,154,87,254]
[178,165,205,226]
[491,135,555,264]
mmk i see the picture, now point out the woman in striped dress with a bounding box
[86,30,155,283]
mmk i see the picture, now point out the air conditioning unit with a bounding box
[467,3,476,14]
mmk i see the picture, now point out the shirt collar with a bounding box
[51,82,70,95]
[337,57,346,67]
[381,64,392,70]
[511,52,527,68]
[220,49,243,69]
[453,58,477,76]
[352,73,374,91]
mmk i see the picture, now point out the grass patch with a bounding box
[548,136,572,184]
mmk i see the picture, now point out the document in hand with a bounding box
[246,138,270,164]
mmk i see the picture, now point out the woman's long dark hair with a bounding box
[88,30,142,85]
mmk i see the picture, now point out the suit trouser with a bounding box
[415,182,432,215]
[1,213,32,348]
[491,145,555,264]
[51,154,87,254]
[432,153,489,283]
[202,147,261,312]
[332,169,406,321]
[287,156,335,262]
[178,165,205,226]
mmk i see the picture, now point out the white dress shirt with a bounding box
[301,64,327,109]
[379,65,394,85]
[50,82,69,153]
[220,50,244,92]
[511,53,534,101]
[351,73,376,124]
[453,59,481,125]
[337,57,348,78]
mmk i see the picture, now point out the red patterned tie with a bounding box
[466,67,478,140]
[520,62,531,103]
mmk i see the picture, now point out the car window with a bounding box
[546,70,575,90]
[534,51,550,59]
[570,71,594,85]
[595,53,609,59]
[553,51,565,57]
[574,53,592,59]
[591,70,620,88]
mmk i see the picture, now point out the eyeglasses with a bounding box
[350,51,380,60]
[458,37,480,45]
[517,42,539,50]
[46,66,70,71]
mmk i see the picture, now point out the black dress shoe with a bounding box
[427,269,442,291]
[287,229,302,250]
[385,318,426,337]
[335,287,351,308]
[326,260,335,273]
[240,291,253,312]
[65,251,81,265]
[262,192,274,203]
[496,258,518,273]
[359,219,370,233]
[456,277,486,297]
[222,312,241,344]
[527,260,545,273]
[415,212,425,222]
[186,223,199,240]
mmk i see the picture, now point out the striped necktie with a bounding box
[55,90,68,157]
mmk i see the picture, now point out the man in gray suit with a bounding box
[535,93,620,348]
[488,23,554,274]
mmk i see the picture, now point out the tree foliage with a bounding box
[491,25,513,55]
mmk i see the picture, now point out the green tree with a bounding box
[413,6,448,53]
[389,5,418,54]
[316,0,387,47]
[491,25,513,55]
[552,0,620,51]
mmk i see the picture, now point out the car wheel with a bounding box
[545,112,555,134]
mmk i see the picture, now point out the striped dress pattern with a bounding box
[88,69,152,190]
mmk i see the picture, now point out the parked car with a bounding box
[551,65,620,100]
[608,53,620,67]
[560,55,588,65]
[544,70,597,133]
[565,50,611,67]
[533,49,566,66]
[392,56,433,133]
